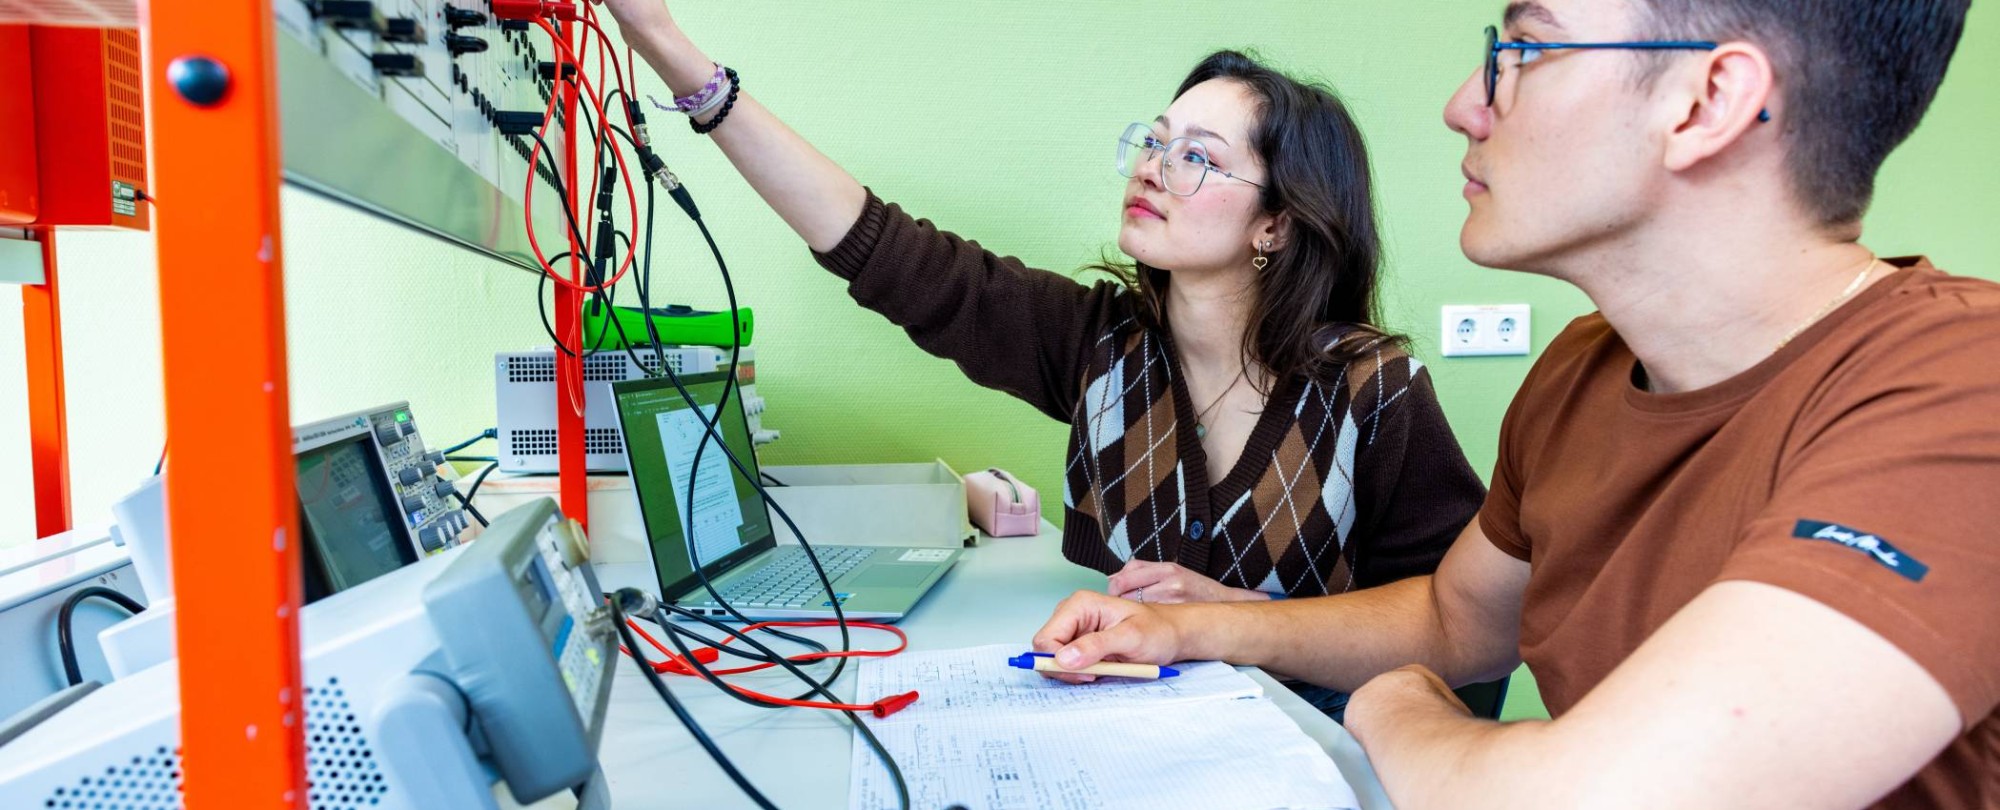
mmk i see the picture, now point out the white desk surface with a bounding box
[586,522,1393,810]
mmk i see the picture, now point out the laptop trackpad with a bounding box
[847,565,935,588]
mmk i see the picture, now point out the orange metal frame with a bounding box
[13,6,594,803]
[118,6,593,806]
[24,228,70,537]
[149,1,308,805]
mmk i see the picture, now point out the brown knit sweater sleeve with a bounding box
[813,191,1125,423]
[1348,361,1487,588]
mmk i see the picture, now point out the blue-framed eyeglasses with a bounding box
[1116,122,1265,197]
[1483,25,1771,122]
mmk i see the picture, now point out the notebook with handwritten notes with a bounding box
[849,644,1360,810]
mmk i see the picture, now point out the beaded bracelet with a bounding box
[691,67,741,135]
[670,63,728,113]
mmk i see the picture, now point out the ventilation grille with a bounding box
[506,355,556,383]
[507,427,623,456]
[40,744,180,809]
[583,352,669,381]
[102,29,146,185]
[506,351,683,384]
[303,679,389,807]
[38,678,389,810]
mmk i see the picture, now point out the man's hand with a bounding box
[1030,590,1187,683]
[1107,560,1273,604]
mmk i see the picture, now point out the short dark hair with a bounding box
[1101,50,1401,386]
[1635,0,1970,225]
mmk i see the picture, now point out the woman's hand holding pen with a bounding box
[1108,559,1273,605]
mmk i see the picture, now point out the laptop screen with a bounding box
[610,371,777,601]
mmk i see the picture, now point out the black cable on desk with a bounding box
[630,183,845,672]
[532,127,840,673]
[609,595,780,810]
[58,587,144,686]
[646,602,908,810]
[594,127,910,807]
[520,169,836,675]
[574,113,851,681]
[629,179,911,810]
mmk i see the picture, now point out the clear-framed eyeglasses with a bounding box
[1116,122,1265,197]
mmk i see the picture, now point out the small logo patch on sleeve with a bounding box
[1793,520,1928,583]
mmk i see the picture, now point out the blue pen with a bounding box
[1006,651,1180,679]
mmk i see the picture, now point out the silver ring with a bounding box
[1135,588,1145,603]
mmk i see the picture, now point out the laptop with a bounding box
[609,371,961,621]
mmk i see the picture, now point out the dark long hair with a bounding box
[1100,50,1400,387]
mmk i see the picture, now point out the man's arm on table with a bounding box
[1342,580,1960,810]
[1031,520,1528,692]
[1033,523,1963,810]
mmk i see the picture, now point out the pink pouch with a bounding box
[965,468,1040,537]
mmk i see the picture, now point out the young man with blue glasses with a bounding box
[1033,1,1996,807]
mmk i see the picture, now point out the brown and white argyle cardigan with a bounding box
[817,193,1484,596]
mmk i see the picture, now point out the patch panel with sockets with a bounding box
[273,0,583,267]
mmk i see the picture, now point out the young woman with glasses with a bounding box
[600,0,1487,720]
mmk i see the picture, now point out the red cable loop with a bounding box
[521,18,639,294]
[618,617,922,718]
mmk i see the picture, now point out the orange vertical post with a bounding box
[148,1,307,807]
[556,18,589,529]
[23,228,71,536]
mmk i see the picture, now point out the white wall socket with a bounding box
[1440,304,1532,357]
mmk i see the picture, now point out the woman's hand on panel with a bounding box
[1107,559,1274,605]
[594,0,678,45]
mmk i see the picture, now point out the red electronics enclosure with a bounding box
[0,26,38,224]
[25,25,149,230]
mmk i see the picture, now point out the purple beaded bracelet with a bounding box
[666,63,728,113]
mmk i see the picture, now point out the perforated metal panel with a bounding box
[303,679,390,807]
[39,744,180,810]
[503,351,679,385]
[36,678,391,810]
[505,355,557,383]
[505,427,624,457]
[101,29,145,184]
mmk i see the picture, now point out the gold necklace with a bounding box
[1193,368,1247,440]
[1775,255,1881,352]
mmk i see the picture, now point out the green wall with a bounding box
[635,0,1998,504]
[3,0,1995,722]
[609,1,1997,720]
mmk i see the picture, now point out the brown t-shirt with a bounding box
[1479,258,2000,809]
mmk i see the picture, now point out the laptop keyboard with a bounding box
[705,546,874,608]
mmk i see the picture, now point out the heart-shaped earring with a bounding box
[1252,240,1272,271]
